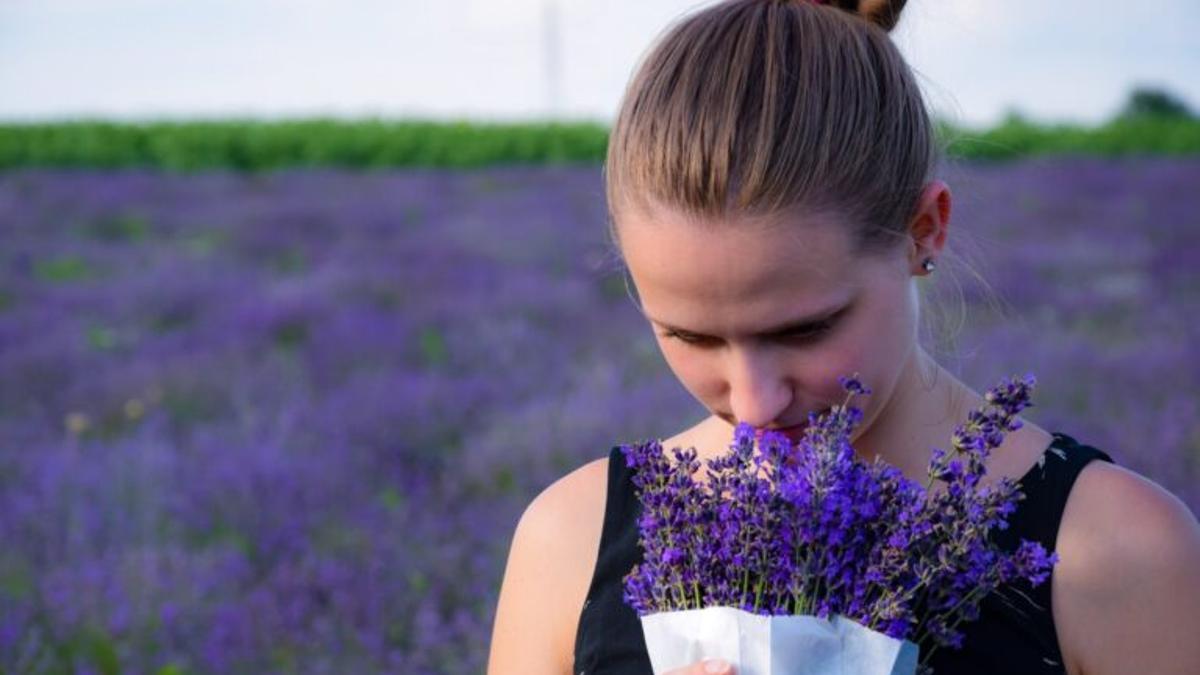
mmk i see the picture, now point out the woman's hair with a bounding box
[604,0,1005,371]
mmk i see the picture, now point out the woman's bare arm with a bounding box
[1054,462,1200,675]
[487,457,608,675]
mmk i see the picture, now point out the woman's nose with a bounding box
[726,348,792,429]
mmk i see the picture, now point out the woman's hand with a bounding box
[664,658,736,675]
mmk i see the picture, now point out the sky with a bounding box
[1,0,1197,128]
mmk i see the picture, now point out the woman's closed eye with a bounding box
[662,320,836,346]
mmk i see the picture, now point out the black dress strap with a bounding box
[573,446,653,675]
[991,431,1115,560]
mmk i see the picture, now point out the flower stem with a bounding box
[915,582,992,660]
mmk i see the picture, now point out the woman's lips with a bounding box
[756,419,816,441]
[767,425,808,443]
[755,409,832,442]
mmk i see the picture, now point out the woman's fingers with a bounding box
[662,658,736,675]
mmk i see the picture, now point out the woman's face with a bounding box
[617,204,923,442]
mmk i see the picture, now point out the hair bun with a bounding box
[829,0,908,33]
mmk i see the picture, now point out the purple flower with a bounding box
[623,372,1058,670]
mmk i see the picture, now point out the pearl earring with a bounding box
[921,258,936,273]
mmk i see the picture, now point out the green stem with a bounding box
[915,582,992,662]
[740,565,750,608]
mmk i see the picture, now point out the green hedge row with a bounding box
[936,114,1200,161]
[0,119,610,172]
[0,114,1196,171]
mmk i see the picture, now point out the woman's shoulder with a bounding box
[1052,444,1200,674]
[489,451,613,674]
[1055,450,1199,578]
[523,452,613,583]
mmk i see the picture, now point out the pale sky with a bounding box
[1,0,1197,128]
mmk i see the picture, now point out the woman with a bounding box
[487,1,1200,673]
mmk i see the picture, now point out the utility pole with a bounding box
[542,0,564,118]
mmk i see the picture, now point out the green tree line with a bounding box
[1,87,1194,171]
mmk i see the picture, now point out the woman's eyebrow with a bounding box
[646,301,851,338]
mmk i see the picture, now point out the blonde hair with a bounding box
[604,0,1008,371]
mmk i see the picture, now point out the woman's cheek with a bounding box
[812,327,875,402]
[656,338,717,398]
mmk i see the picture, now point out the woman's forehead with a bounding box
[618,209,864,333]
[620,209,857,290]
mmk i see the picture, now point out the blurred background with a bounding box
[1,0,1197,673]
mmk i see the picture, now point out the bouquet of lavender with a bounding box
[620,373,1058,675]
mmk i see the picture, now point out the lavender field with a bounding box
[0,157,1197,674]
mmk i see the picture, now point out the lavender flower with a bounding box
[622,372,1058,669]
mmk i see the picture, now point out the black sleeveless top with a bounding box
[573,431,1115,675]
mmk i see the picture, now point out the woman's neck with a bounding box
[848,347,979,485]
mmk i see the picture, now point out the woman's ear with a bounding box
[906,180,952,271]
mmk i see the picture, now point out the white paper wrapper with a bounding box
[640,605,918,675]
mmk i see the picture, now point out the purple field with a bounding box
[1,157,1197,673]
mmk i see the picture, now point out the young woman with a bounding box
[487,1,1200,673]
